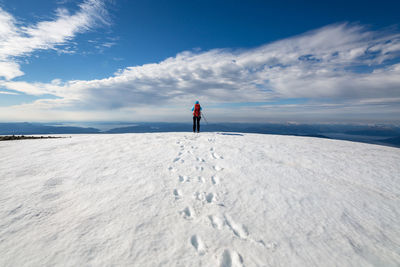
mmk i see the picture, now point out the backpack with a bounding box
[193,104,201,117]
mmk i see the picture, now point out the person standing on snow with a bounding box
[192,101,202,133]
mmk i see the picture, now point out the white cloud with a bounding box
[1,23,400,123]
[0,61,23,80]
[0,0,109,80]
[0,90,19,95]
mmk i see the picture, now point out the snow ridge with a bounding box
[0,132,399,266]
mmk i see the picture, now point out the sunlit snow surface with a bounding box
[1,133,399,266]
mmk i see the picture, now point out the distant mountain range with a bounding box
[1,122,400,148]
[0,122,99,135]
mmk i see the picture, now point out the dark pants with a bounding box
[193,116,201,132]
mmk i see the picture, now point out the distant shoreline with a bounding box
[1,122,399,148]
[0,135,65,141]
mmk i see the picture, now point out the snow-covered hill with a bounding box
[1,133,399,266]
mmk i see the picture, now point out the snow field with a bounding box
[0,132,400,266]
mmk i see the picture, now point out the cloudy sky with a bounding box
[0,0,399,123]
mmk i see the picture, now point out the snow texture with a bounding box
[0,133,399,266]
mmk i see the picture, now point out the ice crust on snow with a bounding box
[0,132,400,266]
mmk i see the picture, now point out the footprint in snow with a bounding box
[265,241,279,251]
[213,152,224,159]
[211,175,220,185]
[173,157,185,163]
[196,157,205,162]
[181,206,194,219]
[173,189,181,199]
[198,176,205,183]
[195,166,204,171]
[208,215,224,230]
[213,165,223,171]
[168,166,176,172]
[220,249,244,267]
[224,214,249,239]
[194,192,206,202]
[206,192,215,203]
[179,175,189,183]
[194,192,216,204]
[190,235,206,255]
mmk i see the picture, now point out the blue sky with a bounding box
[0,0,399,123]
